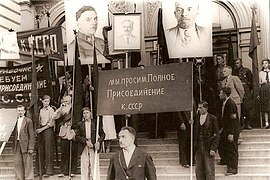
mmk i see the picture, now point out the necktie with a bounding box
[266,71,269,82]
[127,37,130,44]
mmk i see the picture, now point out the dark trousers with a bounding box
[195,144,215,180]
[39,127,54,174]
[218,133,239,171]
[14,141,34,180]
[177,126,191,165]
[60,139,78,175]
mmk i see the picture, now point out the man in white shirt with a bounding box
[75,107,105,180]
[193,101,219,180]
[13,105,35,180]
[35,95,55,176]
[107,126,157,180]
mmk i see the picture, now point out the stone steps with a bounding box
[0,174,269,180]
[1,129,269,179]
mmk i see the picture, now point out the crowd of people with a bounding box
[11,58,270,180]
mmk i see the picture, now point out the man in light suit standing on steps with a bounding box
[222,66,244,144]
[13,105,35,180]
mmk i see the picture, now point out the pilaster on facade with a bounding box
[19,0,35,31]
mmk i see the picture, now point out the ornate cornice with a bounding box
[34,0,60,21]
[145,1,160,36]
[109,1,128,13]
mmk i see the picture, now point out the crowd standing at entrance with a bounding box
[11,58,270,179]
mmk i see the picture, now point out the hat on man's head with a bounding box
[82,107,91,112]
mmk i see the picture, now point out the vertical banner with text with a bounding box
[0,57,52,108]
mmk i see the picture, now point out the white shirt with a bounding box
[123,145,136,167]
[85,120,91,140]
[17,116,24,140]
[259,70,270,84]
[200,113,208,125]
[39,106,54,126]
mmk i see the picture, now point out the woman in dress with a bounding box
[259,59,270,128]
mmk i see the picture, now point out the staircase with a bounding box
[0,129,269,180]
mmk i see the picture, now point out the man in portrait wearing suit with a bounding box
[107,126,157,180]
[218,87,240,176]
[194,101,219,180]
[115,19,140,49]
[167,0,206,48]
[221,66,244,144]
[13,105,35,180]
[68,5,110,64]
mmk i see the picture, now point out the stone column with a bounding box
[19,0,35,31]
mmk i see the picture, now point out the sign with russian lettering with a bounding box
[0,109,17,142]
[17,26,64,61]
[0,57,52,108]
[97,63,193,115]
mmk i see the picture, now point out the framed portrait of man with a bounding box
[65,0,109,65]
[113,13,141,51]
[162,0,212,58]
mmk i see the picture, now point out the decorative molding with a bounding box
[109,1,128,13]
[145,1,160,37]
[34,0,60,22]
[19,0,31,6]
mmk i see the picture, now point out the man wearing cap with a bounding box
[107,126,157,180]
[75,107,105,180]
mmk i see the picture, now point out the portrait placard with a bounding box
[162,0,212,58]
[65,0,109,65]
[113,13,141,51]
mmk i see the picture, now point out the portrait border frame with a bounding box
[112,13,142,52]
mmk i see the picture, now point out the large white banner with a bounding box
[65,0,109,65]
[163,0,212,58]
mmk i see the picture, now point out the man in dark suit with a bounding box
[176,111,191,168]
[13,105,35,180]
[107,126,156,180]
[75,107,105,180]
[218,87,240,175]
[233,58,253,129]
[194,101,220,180]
